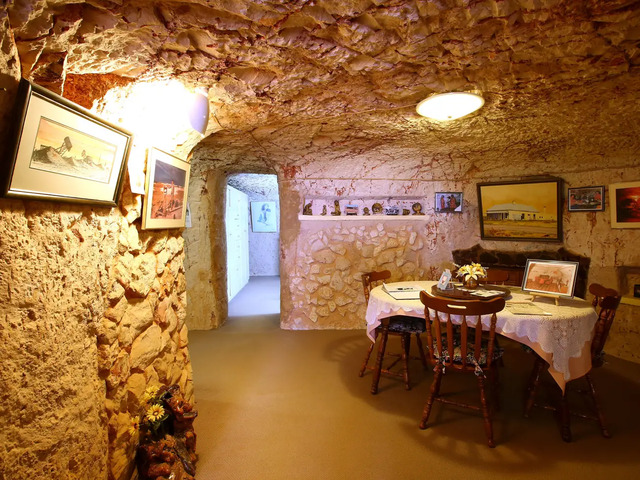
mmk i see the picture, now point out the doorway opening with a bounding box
[225,173,280,318]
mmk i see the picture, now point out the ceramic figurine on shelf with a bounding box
[331,199,341,216]
[363,207,370,216]
[371,202,383,215]
[412,202,425,215]
[321,205,327,215]
[403,208,410,215]
[303,202,313,215]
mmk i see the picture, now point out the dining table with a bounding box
[365,280,599,393]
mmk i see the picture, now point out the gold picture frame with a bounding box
[142,148,190,230]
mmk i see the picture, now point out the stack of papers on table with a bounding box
[470,289,505,298]
[382,283,422,300]
[505,302,552,315]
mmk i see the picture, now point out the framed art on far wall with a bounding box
[142,148,191,230]
[610,181,640,228]
[251,201,278,232]
[568,185,605,212]
[522,259,579,298]
[1,78,131,205]
[435,192,462,213]
[477,178,563,242]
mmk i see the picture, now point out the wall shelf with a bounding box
[621,296,640,307]
[298,214,429,221]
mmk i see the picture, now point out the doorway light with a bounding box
[416,92,484,121]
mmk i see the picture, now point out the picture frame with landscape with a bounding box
[522,259,579,298]
[568,185,604,212]
[142,148,191,230]
[1,78,131,206]
[609,181,640,228]
[477,178,563,241]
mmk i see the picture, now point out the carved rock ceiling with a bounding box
[8,0,640,178]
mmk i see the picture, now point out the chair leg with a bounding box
[371,323,389,395]
[359,340,375,377]
[419,363,443,429]
[477,374,496,448]
[490,364,501,412]
[585,373,610,438]
[401,333,411,390]
[414,333,428,369]
[560,390,572,442]
[524,356,547,418]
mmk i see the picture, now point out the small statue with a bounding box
[321,205,327,216]
[371,202,383,215]
[402,208,410,215]
[303,202,312,215]
[331,200,341,216]
[412,202,425,215]
[363,207,370,216]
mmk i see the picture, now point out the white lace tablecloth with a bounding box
[366,281,598,391]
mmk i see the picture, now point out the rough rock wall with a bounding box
[183,164,228,330]
[0,31,194,480]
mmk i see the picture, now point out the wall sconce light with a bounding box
[416,92,484,121]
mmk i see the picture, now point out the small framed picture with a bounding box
[1,78,131,205]
[435,192,462,213]
[610,181,640,228]
[522,259,579,298]
[251,201,278,232]
[568,186,605,212]
[142,148,190,230]
[634,285,640,298]
[437,269,453,290]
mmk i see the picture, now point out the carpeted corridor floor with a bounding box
[189,276,640,480]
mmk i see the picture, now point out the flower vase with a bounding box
[465,277,479,289]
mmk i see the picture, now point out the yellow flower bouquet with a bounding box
[455,263,486,286]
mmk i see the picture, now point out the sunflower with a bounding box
[145,404,166,423]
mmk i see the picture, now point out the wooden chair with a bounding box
[418,293,506,447]
[524,283,622,441]
[359,270,428,394]
[482,268,510,285]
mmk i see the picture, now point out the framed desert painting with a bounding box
[610,181,640,228]
[568,185,605,212]
[142,148,190,230]
[1,78,131,205]
[477,178,563,241]
[522,259,579,298]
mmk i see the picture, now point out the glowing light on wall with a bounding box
[416,92,484,121]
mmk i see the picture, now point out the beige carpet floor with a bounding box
[189,276,640,480]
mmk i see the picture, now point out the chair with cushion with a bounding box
[524,283,621,441]
[359,270,428,394]
[418,292,506,447]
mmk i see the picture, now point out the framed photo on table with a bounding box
[477,178,563,241]
[522,259,579,298]
[568,185,605,212]
[1,78,131,205]
[609,181,640,228]
[142,148,190,230]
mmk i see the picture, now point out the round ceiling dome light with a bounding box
[416,92,485,121]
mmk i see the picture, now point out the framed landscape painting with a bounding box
[142,148,190,230]
[522,259,579,298]
[477,178,563,241]
[610,181,640,228]
[1,78,131,205]
[568,185,604,212]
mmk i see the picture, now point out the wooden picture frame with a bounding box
[477,178,563,241]
[250,201,278,232]
[609,181,640,228]
[142,148,190,230]
[522,259,579,298]
[435,192,462,213]
[568,185,605,212]
[1,78,131,205]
